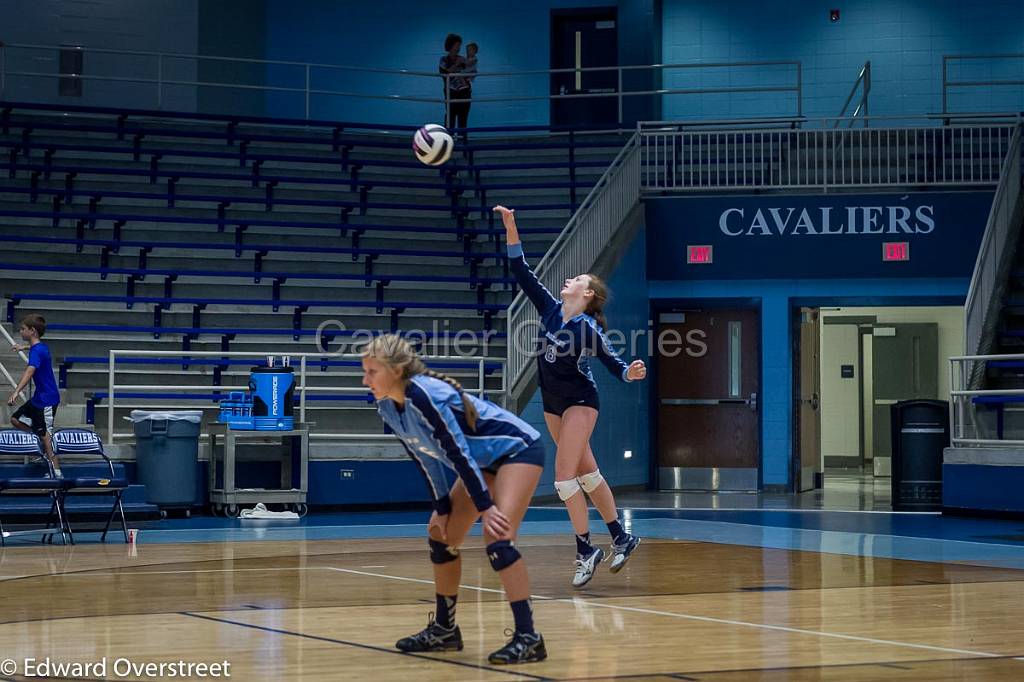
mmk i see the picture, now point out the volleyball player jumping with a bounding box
[495,205,647,588]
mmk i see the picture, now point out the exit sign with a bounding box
[882,242,910,262]
[687,245,713,264]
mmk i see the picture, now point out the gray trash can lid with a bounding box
[128,410,203,423]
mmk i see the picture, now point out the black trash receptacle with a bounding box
[890,399,949,511]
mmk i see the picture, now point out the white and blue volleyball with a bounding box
[412,124,454,166]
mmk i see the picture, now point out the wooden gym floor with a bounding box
[0,529,1022,681]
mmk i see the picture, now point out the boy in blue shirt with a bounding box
[7,314,63,476]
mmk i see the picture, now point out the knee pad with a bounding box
[428,537,460,565]
[486,540,521,572]
[554,478,582,501]
[577,469,605,493]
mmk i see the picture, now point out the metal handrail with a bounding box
[0,42,802,124]
[949,353,1024,447]
[834,61,871,128]
[103,349,504,445]
[942,53,1024,114]
[0,324,28,401]
[963,123,1023,358]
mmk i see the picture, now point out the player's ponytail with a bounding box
[362,334,479,431]
[422,369,479,431]
[584,274,609,330]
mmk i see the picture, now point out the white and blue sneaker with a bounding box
[572,547,604,588]
[608,534,641,574]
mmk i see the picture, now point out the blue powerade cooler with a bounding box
[250,366,295,430]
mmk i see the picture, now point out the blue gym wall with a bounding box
[519,225,652,493]
[261,0,661,126]
[5,1,1021,124]
[661,0,1024,120]
[259,0,1024,125]
[1,0,199,112]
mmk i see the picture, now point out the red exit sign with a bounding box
[687,245,713,264]
[882,241,910,262]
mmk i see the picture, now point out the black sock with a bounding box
[575,532,594,556]
[510,598,535,635]
[607,519,627,544]
[435,593,457,629]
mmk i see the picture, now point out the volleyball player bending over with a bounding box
[362,334,548,664]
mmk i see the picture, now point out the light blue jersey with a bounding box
[376,375,540,514]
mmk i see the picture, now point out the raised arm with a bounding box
[493,205,559,314]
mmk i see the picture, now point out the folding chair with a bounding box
[52,429,129,543]
[0,429,68,546]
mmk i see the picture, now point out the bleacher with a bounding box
[0,101,627,444]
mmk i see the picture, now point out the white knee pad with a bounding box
[554,478,582,501]
[577,469,605,493]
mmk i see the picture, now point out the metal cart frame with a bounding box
[208,423,309,518]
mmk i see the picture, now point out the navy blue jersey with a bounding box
[508,243,632,399]
[376,375,540,514]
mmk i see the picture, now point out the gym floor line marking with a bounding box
[327,567,1017,661]
[641,517,1024,551]
[570,507,942,515]
[555,654,1024,682]
[179,611,549,681]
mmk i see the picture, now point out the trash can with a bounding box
[890,399,949,511]
[131,410,203,517]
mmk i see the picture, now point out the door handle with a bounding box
[811,393,819,410]
[749,392,758,412]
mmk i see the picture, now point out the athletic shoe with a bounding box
[395,614,463,652]
[488,630,547,664]
[571,546,604,588]
[608,534,641,574]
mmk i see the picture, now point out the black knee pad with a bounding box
[486,540,521,572]
[428,538,460,564]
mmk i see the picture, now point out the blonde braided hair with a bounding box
[362,334,479,430]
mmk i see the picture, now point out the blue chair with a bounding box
[52,429,129,543]
[0,429,68,546]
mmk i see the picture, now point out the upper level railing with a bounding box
[638,115,1021,193]
[943,53,1024,115]
[0,42,803,128]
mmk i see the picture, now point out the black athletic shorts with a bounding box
[541,389,600,417]
[482,440,546,474]
[12,401,57,438]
